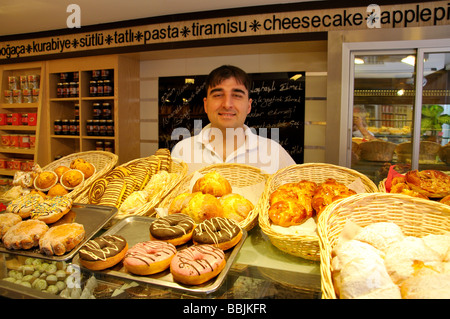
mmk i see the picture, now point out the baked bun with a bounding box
[312,179,356,216]
[219,193,254,223]
[268,198,309,227]
[70,158,87,169]
[269,182,314,218]
[74,162,95,179]
[0,213,22,237]
[54,166,70,179]
[34,171,58,191]
[192,171,232,197]
[61,169,85,189]
[39,223,85,256]
[47,184,69,197]
[183,192,223,223]
[405,169,450,198]
[2,219,49,250]
[440,194,450,205]
[168,192,194,215]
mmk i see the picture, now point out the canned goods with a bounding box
[29,135,36,148]
[0,114,7,125]
[9,134,19,148]
[21,113,28,125]
[28,75,39,89]
[22,89,32,103]
[32,89,39,103]
[7,114,12,125]
[18,135,30,149]
[4,90,13,104]
[11,159,21,170]
[28,113,37,126]
[11,113,22,126]
[8,76,18,90]
[1,135,10,147]
[0,159,6,169]
[12,89,22,103]
[20,76,28,90]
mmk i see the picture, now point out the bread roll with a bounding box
[219,193,254,223]
[168,192,196,215]
[353,222,404,252]
[183,192,223,223]
[192,171,232,197]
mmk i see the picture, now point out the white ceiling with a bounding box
[0,0,317,37]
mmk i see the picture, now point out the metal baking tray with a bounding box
[0,203,118,261]
[72,215,247,294]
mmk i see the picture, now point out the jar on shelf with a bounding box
[102,102,112,120]
[74,104,79,120]
[97,80,104,96]
[86,120,94,136]
[103,80,113,96]
[62,82,70,98]
[106,120,114,136]
[61,119,69,135]
[69,82,78,97]
[69,119,77,135]
[89,80,97,97]
[92,102,101,119]
[92,120,100,136]
[92,70,101,80]
[57,82,64,98]
[104,141,114,152]
[99,120,107,136]
[95,140,104,150]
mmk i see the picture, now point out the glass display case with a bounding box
[349,50,450,184]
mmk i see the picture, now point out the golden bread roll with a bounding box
[183,192,223,223]
[312,179,356,216]
[219,193,254,223]
[70,158,87,169]
[268,198,309,227]
[54,166,70,179]
[192,171,232,197]
[47,183,69,197]
[74,162,95,179]
[168,192,195,215]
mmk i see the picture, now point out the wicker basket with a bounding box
[396,141,441,164]
[113,157,188,220]
[359,140,397,162]
[317,192,450,299]
[42,151,118,201]
[439,143,450,165]
[257,163,379,261]
[157,163,269,231]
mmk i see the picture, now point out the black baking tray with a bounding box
[0,203,118,261]
[72,215,247,294]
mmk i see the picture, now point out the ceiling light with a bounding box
[354,57,365,64]
[397,89,405,96]
[401,55,415,66]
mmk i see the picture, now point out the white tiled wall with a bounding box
[139,43,327,163]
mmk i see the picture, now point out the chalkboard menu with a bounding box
[158,72,305,163]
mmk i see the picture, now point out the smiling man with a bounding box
[171,65,295,174]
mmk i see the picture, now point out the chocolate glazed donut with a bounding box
[149,214,196,246]
[193,217,242,250]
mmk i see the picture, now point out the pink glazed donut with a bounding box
[123,240,177,275]
[170,244,226,285]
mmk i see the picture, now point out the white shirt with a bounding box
[171,124,296,174]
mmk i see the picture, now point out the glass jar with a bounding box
[86,120,94,136]
[106,120,114,136]
[97,80,104,96]
[103,80,113,96]
[61,119,69,135]
[89,80,97,97]
[54,119,62,135]
[92,102,101,120]
[102,102,112,120]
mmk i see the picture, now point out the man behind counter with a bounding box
[171,65,295,174]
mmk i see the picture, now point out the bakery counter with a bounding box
[0,225,321,299]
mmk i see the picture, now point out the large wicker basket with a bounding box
[359,140,397,162]
[396,141,441,163]
[112,157,188,220]
[157,163,269,231]
[317,192,450,299]
[257,163,378,261]
[42,151,118,201]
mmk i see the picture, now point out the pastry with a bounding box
[183,192,223,223]
[31,196,73,224]
[268,198,310,227]
[78,235,128,271]
[170,244,226,285]
[0,213,22,237]
[2,219,49,250]
[34,171,58,191]
[312,179,356,216]
[118,190,148,215]
[61,169,84,189]
[47,184,69,197]
[73,162,95,179]
[149,213,196,246]
[6,193,44,218]
[168,192,195,215]
[53,166,70,179]
[219,193,254,223]
[192,171,232,197]
[192,217,242,250]
[123,240,177,275]
[39,222,85,256]
[405,169,450,198]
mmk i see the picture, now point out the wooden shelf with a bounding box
[0,125,37,131]
[0,147,35,155]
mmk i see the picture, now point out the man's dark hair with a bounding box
[205,65,252,95]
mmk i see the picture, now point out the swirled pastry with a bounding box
[405,170,450,198]
[268,198,309,227]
